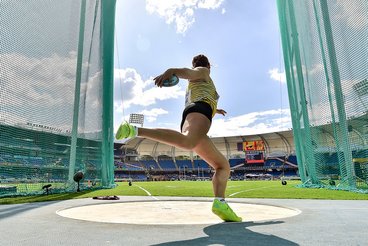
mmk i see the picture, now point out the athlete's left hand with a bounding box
[216,109,227,116]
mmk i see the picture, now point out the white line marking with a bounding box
[228,186,276,197]
[133,184,159,200]
[227,185,243,188]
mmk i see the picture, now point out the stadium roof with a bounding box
[119,130,295,159]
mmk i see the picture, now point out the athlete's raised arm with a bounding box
[154,67,210,87]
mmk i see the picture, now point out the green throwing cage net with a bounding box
[277,0,368,192]
[0,0,116,197]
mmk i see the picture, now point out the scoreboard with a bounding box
[238,141,265,164]
[243,141,265,151]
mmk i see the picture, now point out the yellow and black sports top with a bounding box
[185,78,219,117]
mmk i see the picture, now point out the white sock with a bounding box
[215,197,226,203]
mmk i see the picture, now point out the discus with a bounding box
[162,74,179,87]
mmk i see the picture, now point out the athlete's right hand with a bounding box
[154,69,172,87]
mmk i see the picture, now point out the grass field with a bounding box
[1,180,368,205]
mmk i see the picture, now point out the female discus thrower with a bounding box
[116,54,242,222]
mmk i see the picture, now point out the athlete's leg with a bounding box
[193,136,230,198]
[193,136,242,222]
[138,112,211,150]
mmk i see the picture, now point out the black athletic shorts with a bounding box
[180,101,213,132]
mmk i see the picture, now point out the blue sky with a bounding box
[113,0,291,137]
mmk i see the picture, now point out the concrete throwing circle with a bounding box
[56,201,301,225]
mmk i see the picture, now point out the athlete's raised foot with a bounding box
[115,122,138,140]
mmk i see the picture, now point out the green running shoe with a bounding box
[212,199,242,222]
[115,122,137,140]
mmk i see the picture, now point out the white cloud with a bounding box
[268,68,286,84]
[335,0,367,29]
[139,108,169,122]
[115,107,292,137]
[309,79,368,125]
[114,68,185,111]
[208,109,292,137]
[198,0,224,9]
[146,0,225,34]
[270,64,325,85]
[307,63,324,76]
[0,52,102,134]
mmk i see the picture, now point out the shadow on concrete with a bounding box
[153,221,297,246]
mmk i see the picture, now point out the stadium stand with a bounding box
[113,132,300,181]
[229,158,245,168]
[159,160,177,170]
[176,160,193,169]
[193,159,210,169]
[141,160,160,170]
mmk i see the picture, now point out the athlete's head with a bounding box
[192,54,210,69]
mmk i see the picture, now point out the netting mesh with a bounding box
[0,0,116,197]
[277,0,368,192]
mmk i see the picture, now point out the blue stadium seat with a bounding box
[141,160,159,169]
[193,159,209,169]
[287,155,297,165]
[159,160,176,170]
[176,160,192,169]
[229,158,244,167]
[264,158,284,168]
